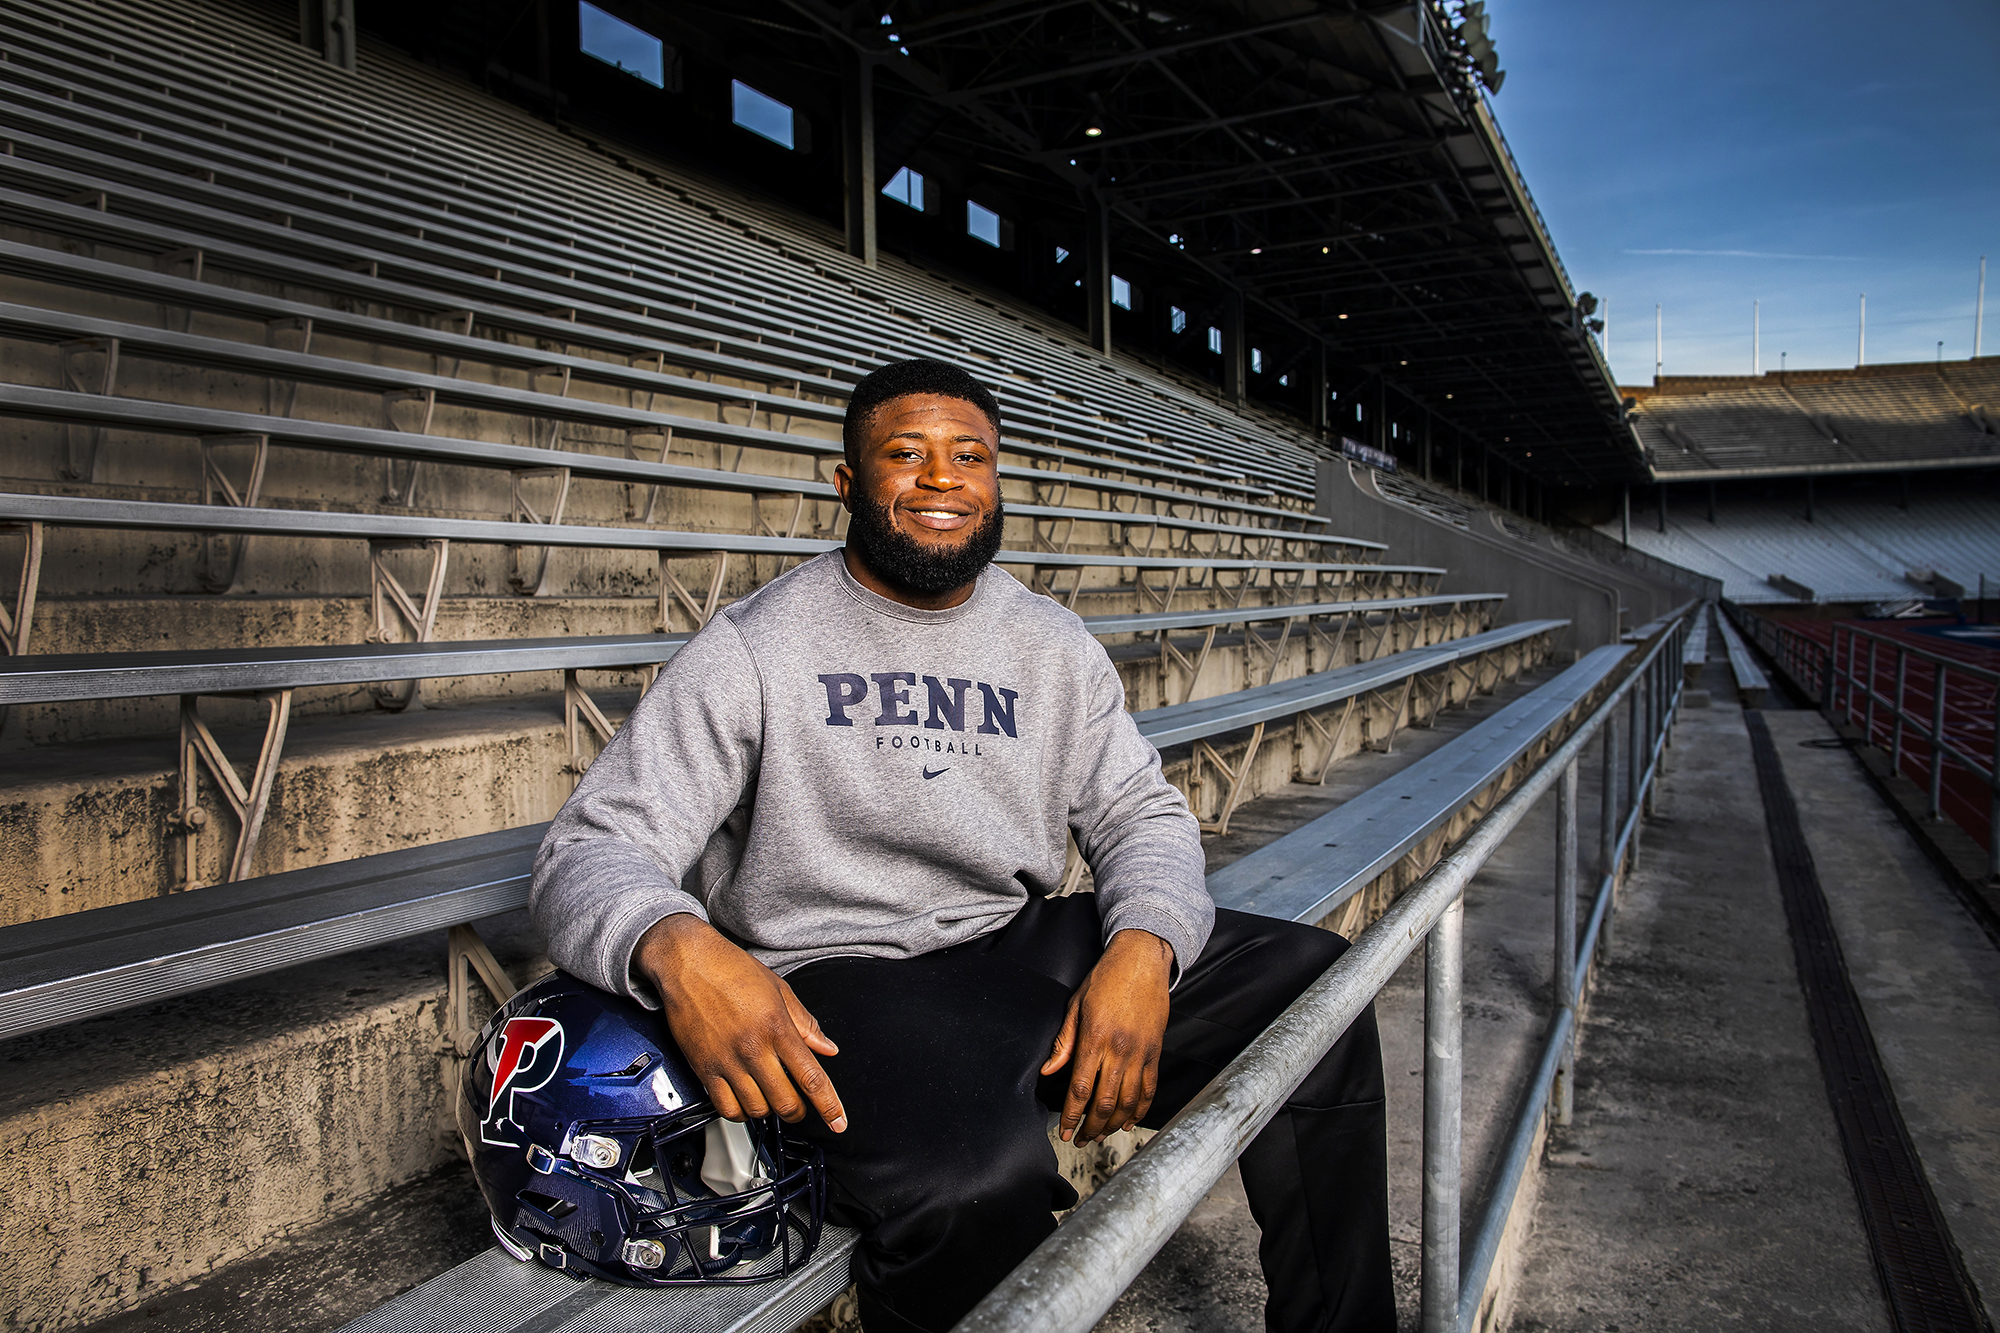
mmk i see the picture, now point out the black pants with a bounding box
[785,898,1393,1333]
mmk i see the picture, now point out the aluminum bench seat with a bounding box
[0,66,1293,497]
[1134,620,1565,750]
[0,298,1372,554]
[0,155,1257,501]
[0,6,1329,502]
[0,632,692,706]
[1682,604,1712,682]
[0,492,1438,584]
[0,25,1322,501]
[0,242,1321,528]
[332,1228,863,1333]
[0,822,547,1042]
[0,615,1534,1038]
[1714,609,1769,706]
[1205,644,1634,926]
[0,595,1499,707]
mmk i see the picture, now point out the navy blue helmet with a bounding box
[457,970,825,1285]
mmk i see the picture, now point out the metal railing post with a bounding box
[1892,649,1908,778]
[1930,661,1947,819]
[1642,656,1658,818]
[1626,686,1642,869]
[1554,760,1579,1126]
[1864,639,1878,742]
[1420,892,1464,1333]
[1599,707,1620,886]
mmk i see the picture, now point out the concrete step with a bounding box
[2,907,548,1332]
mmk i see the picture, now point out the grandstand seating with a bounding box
[1634,363,2000,479]
[0,2,1686,1328]
[1601,488,2000,605]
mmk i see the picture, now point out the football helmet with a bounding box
[457,970,826,1285]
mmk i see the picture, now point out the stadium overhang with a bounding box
[373,0,1643,486]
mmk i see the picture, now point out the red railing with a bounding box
[1750,614,1997,874]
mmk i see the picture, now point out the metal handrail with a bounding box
[1735,609,1996,877]
[957,606,1695,1333]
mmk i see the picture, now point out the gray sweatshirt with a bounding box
[531,551,1213,1004]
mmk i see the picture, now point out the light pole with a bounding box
[1858,293,1867,366]
[1654,304,1663,383]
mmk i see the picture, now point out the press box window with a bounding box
[732,80,796,149]
[1206,326,1222,354]
[1169,306,1188,334]
[1110,276,1133,310]
[883,167,922,208]
[579,2,664,88]
[967,201,1003,247]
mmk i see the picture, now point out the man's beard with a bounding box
[845,496,1007,598]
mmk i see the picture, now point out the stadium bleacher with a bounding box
[1600,486,2000,606]
[1634,362,2000,480]
[0,2,1695,1331]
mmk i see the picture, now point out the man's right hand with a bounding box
[633,913,847,1133]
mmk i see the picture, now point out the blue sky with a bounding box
[1483,0,2000,385]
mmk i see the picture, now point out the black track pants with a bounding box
[784,897,1394,1333]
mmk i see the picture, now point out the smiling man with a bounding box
[533,358,1393,1332]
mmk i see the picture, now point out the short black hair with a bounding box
[842,358,1003,465]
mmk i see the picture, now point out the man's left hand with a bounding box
[1040,929,1174,1144]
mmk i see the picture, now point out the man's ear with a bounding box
[833,461,855,513]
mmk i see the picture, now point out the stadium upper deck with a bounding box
[1629,357,2000,481]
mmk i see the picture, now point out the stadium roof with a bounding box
[388,0,1642,485]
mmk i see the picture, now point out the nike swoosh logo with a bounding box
[922,767,949,780]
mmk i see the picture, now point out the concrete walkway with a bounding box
[1509,695,1915,1330]
[1768,709,2000,1311]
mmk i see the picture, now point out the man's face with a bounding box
[835,392,1005,607]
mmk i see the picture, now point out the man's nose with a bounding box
[917,450,962,489]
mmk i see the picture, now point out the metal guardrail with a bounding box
[1747,610,1998,877]
[957,606,1696,1333]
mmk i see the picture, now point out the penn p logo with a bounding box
[481,1016,565,1147]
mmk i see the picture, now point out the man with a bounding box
[533,357,1393,1332]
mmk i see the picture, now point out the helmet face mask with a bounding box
[459,972,826,1286]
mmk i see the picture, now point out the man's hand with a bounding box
[1040,929,1174,1144]
[633,913,847,1133]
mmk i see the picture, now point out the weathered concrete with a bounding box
[1507,697,1884,1331]
[0,910,548,1332]
[1769,709,2000,1310]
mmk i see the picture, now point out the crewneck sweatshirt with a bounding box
[532,551,1213,1004]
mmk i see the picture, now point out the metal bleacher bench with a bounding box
[1681,603,1712,683]
[1714,608,1770,707]
[0,616,1563,1041]
[0,291,1361,553]
[0,614,1575,1333]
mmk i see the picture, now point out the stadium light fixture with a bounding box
[1084,126,1103,137]
[1337,312,1348,319]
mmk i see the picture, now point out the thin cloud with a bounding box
[1623,248,1863,261]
